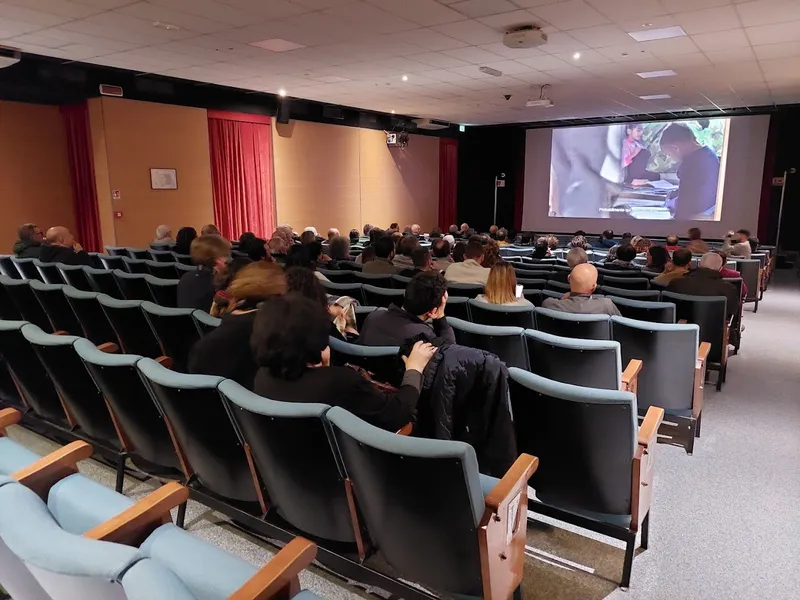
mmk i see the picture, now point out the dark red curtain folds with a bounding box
[438,138,459,231]
[207,111,275,240]
[60,103,102,252]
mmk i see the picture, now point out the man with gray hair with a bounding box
[566,247,588,269]
[667,251,739,317]
[153,224,173,244]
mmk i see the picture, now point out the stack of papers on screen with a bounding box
[646,180,678,191]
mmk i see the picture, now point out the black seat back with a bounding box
[148,250,174,263]
[523,289,543,306]
[105,247,127,257]
[141,302,201,372]
[84,267,123,299]
[56,265,92,291]
[172,253,193,265]
[0,256,19,279]
[599,286,660,300]
[602,276,649,290]
[29,281,82,335]
[121,257,149,274]
[318,269,356,284]
[534,307,611,340]
[516,278,547,290]
[362,284,403,308]
[10,258,42,281]
[353,272,394,289]
[0,280,21,320]
[508,369,635,518]
[113,270,154,302]
[448,318,528,369]
[126,249,150,260]
[468,300,535,328]
[145,276,179,308]
[220,381,355,543]
[2,278,52,331]
[98,296,162,358]
[525,330,620,390]
[446,283,483,298]
[611,316,698,414]
[137,359,259,503]
[319,281,365,304]
[63,287,119,346]
[545,280,570,292]
[192,310,221,336]
[329,336,399,385]
[734,259,759,302]
[33,260,63,285]
[354,306,380,330]
[445,296,470,320]
[21,325,117,444]
[98,255,125,271]
[145,261,178,280]
[608,296,676,323]
[661,292,726,364]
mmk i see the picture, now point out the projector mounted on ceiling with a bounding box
[503,25,548,50]
[527,84,554,108]
[413,118,450,130]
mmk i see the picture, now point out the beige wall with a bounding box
[89,98,214,248]
[0,101,75,250]
[273,121,439,235]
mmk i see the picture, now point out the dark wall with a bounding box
[456,125,526,233]
[761,107,800,251]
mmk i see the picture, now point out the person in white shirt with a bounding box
[474,262,532,307]
[444,240,489,285]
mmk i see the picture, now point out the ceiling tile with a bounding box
[147,0,267,27]
[659,52,711,67]
[642,37,700,57]
[509,0,568,7]
[693,29,750,51]
[322,2,419,34]
[441,46,505,64]
[516,54,572,70]
[432,19,504,44]
[736,0,800,28]
[406,51,471,67]
[746,21,800,45]
[530,1,609,30]
[477,41,544,58]
[676,7,744,35]
[479,59,536,74]
[114,3,235,35]
[222,0,311,18]
[704,46,757,64]
[392,28,469,50]
[477,9,542,31]
[3,0,108,19]
[449,0,519,18]
[365,0,466,26]
[752,41,800,60]
[568,24,635,48]
[556,48,610,65]
[586,0,668,20]
[536,32,587,54]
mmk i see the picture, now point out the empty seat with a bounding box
[141,302,201,372]
[722,277,743,354]
[602,276,649,290]
[599,286,661,301]
[113,270,155,302]
[534,306,611,340]
[319,281,365,304]
[328,336,399,385]
[352,272,394,288]
[172,252,193,265]
[98,296,163,358]
[84,267,123,298]
[105,246,128,257]
[56,264,92,291]
[1,277,52,331]
[33,260,64,285]
[145,260,178,280]
[86,252,105,269]
[468,300,535,328]
[445,295,471,321]
[0,280,21,321]
[448,318,528,369]
[63,287,119,347]
[734,259,760,310]
[29,281,82,335]
[145,275,179,307]
[508,369,664,589]
[0,255,19,280]
[596,267,642,279]
[522,289,543,306]
[126,248,150,260]
[148,249,175,263]
[516,277,547,290]
[446,283,483,299]
[121,256,149,274]
[97,254,126,271]
[327,406,536,598]
[317,269,356,284]
[362,284,404,308]
[192,310,221,335]
[608,296,676,324]
[545,280,570,292]
[10,257,42,281]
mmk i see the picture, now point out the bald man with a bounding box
[39,226,92,266]
[542,263,621,316]
[667,251,739,318]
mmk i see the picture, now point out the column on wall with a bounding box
[438,138,458,230]
[60,102,103,252]
[207,111,275,239]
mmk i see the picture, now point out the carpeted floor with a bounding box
[7,270,799,600]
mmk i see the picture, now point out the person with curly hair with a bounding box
[481,238,502,268]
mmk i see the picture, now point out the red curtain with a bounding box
[438,138,458,230]
[207,111,275,240]
[60,103,102,252]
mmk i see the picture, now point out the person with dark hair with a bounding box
[665,234,680,252]
[686,227,708,254]
[448,224,459,237]
[328,236,351,263]
[722,229,752,258]
[482,239,502,268]
[444,240,489,284]
[392,235,419,271]
[660,123,721,220]
[533,238,550,259]
[668,252,739,318]
[299,230,316,246]
[489,224,499,239]
[389,222,399,231]
[286,245,329,281]
[654,247,692,285]
[285,266,328,310]
[607,244,640,270]
[13,223,43,258]
[496,228,510,246]
[429,227,442,239]
[569,234,591,250]
[362,236,398,274]
[363,223,373,236]
[622,123,661,185]
[397,247,432,277]
[604,231,633,263]
[252,296,435,431]
[360,245,376,264]
[748,236,759,255]
[643,245,670,274]
[360,271,454,346]
[452,241,467,263]
[349,229,360,244]
[189,262,286,388]
[173,227,198,255]
[599,230,616,248]
[431,238,452,272]
[238,232,268,261]
[178,234,232,310]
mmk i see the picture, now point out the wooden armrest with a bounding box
[155,356,173,370]
[697,342,711,365]
[0,407,22,433]
[11,441,93,499]
[83,482,189,545]
[478,454,538,600]
[228,537,317,600]
[678,319,688,325]
[97,342,119,354]
[692,343,712,419]
[395,423,413,436]
[53,330,69,336]
[637,406,664,448]
[621,359,643,395]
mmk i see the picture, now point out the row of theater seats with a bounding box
[0,410,322,600]
[1,255,189,283]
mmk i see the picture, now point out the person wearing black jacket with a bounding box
[252,295,435,432]
[667,252,739,318]
[39,226,92,265]
[177,234,231,311]
[12,223,43,258]
[359,271,455,346]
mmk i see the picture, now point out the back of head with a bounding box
[666,234,679,246]
[429,227,442,238]
[602,229,614,240]
[252,295,330,380]
[398,235,420,257]
[660,123,695,146]
[155,224,171,240]
[497,228,508,242]
[485,262,516,304]
[300,230,316,245]
[465,240,484,260]
[389,223,399,231]
[569,263,598,294]
[201,224,220,236]
[448,224,459,235]
[672,248,693,267]
[533,239,549,258]
[574,230,586,236]
[303,226,318,237]
[45,226,67,245]
[225,262,286,310]
[374,236,395,259]
[329,236,350,260]
[736,228,751,239]
[688,227,701,240]
[566,247,588,269]
[632,236,652,254]
[621,232,632,242]
[191,234,231,268]
[239,232,256,245]
[361,246,376,263]
[285,266,328,309]
[647,245,670,271]
[215,256,253,288]
[176,227,198,249]
[349,229,360,242]
[432,238,450,258]
[412,247,431,269]
[305,241,323,262]
[699,252,723,271]
[615,244,637,262]
[327,228,339,240]
[411,224,422,236]
[363,223,373,236]
[369,227,384,244]
[286,244,313,269]
[570,235,588,249]
[403,271,446,316]
[18,223,38,242]
[452,242,467,262]
[546,235,559,250]
[443,234,455,247]
[268,236,288,255]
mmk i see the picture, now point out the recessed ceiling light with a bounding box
[572,52,581,60]
[636,69,677,79]
[153,21,180,31]
[391,110,395,114]
[401,75,408,82]
[642,23,652,27]
[639,94,672,100]
[628,26,686,42]
[278,89,287,97]
[478,66,503,77]
[250,38,305,52]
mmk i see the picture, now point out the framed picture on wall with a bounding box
[150,168,178,190]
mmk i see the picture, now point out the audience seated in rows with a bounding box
[606,243,641,270]
[153,224,174,245]
[475,262,532,308]
[686,227,708,254]
[542,264,621,316]
[599,229,616,248]
[643,245,670,274]
[360,271,455,346]
[452,241,467,263]
[444,240,489,285]
[40,226,92,266]
[392,236,419,271]
[363,236,397,275]
[252,295,435,431]
[174,226,198,255]
[715,249,748,297]
[654,248,693,285]
[667,252,740,318]
[190,262,286,387]
[202,223,221,236]
[177,234,231,310]
[533,238,550,259]
[631,235,652,254]
[722,229,752,259]
[238,232,268,261]
[431,238,452,272]
[604,231,632,262]
[13,223,43,258]
[210,257,254,315]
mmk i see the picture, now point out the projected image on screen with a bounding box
[549,118,730,221]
